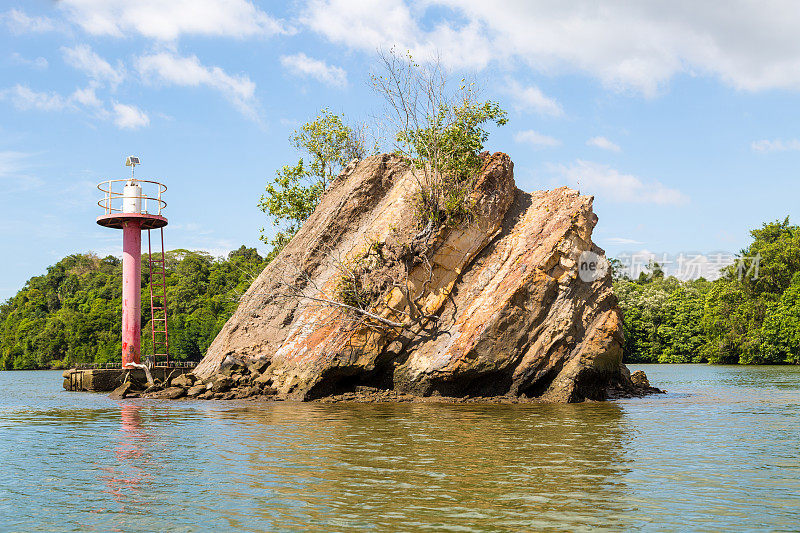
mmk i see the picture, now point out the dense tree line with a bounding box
[616,218,800,364]
[0,246,268,370]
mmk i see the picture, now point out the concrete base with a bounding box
[63,367,192,392]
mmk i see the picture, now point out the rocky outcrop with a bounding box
[194,153,652,402]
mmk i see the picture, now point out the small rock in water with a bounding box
[170,373,194,388]
[109,381,132,399]
[199,390,214,400]
[232,387,251,399]
[212,376,234,393]
[631,370,650,388]
[143,384,163,394]
[150,386,186,400]
[187,384,205,397]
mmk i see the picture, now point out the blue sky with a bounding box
[2,1,799,300]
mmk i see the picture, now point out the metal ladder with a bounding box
[147,228,169,366]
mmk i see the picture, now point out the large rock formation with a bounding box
[194,153,645,402]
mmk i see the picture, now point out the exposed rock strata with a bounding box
[193,153,655,402]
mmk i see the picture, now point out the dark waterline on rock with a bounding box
[1,365,799,531]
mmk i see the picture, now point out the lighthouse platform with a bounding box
[63,364,195,392]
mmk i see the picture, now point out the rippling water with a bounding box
[1,365,799,531]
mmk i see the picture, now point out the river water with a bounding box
[0,365,798,532]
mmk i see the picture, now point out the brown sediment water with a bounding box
[1,364,798,531]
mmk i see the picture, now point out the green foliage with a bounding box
[259,108,365,256]
[615,276,709,364]
[372,50,507,227]
[760,273,800,364]
[397,97,508,182]
[334,275,372,309]
[616,217,800,365]
[0,247,268,370]
[332,243,386,311]
[258,160,323,257]
[292,109,367,189]
[729,216,800,298]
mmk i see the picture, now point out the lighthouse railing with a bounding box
[97,179,168,215]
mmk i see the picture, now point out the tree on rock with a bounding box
[258,108,366,259]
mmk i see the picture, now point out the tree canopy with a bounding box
[616,218,800,365]
[258,108,366,258]
[0,247,268,370]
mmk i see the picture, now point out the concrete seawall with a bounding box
[63,367,192,392]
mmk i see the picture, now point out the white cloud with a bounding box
[514,129,561,149]
[1,85,73,112]
[280,53,347,88]
[554,160,687,205]
[10,53,48,70]
[605,237,643,245]
[136,52,258,119]
[2,84,146,130]
[301,0,494,70]
[587,136,621,152]
[302,0,800,96]
[0,151,44,190]
[0,151,32,178]
[4,83,101,112]
[1,9,56,34]
[71,86,104,109]
[113,103,150,129]
[62,45,125,88]
[59,0,289,40]
[504,79,562,116]
[751,139,800,153]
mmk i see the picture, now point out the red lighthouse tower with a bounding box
[97,157,169,371]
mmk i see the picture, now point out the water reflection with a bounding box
[206,402,635,531]
[99,403,150,511]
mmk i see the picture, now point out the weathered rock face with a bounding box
[195,153,642,402]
